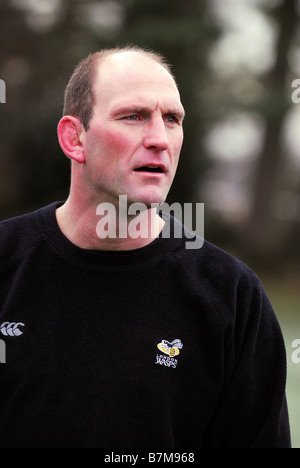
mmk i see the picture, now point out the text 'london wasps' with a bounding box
[156,339,183,369]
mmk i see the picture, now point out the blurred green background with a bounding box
[0,0,299,447]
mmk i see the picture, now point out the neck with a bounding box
[56,195,165,251]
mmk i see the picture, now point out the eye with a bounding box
[164,115,179,124]
[124,115,140,121]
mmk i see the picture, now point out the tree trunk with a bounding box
[241,0,298,257]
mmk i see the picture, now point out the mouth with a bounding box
[133,165,166,174]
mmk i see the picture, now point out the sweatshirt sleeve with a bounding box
[204,271,291,448]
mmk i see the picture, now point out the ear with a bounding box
[57,116,85,164]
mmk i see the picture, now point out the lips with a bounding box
[133,164,166,174]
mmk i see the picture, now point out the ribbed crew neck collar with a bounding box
[36,201,180,269]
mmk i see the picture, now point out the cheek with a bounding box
[171,134,183,166]
[97,127,136,161]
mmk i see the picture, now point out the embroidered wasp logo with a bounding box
[157,339,183,357]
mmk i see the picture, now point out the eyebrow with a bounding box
[109,103,185,121]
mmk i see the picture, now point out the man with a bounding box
[0,46,291,448]
[56,47,184,250]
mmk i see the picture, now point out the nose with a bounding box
[143,116,169,152]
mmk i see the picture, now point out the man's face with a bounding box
[81,52,185,208]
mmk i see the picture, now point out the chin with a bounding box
[131,194,167,209]
[126,187,168,208]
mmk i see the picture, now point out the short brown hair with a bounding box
[63,46,175,130]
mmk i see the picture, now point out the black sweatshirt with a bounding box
[0,202,291,448]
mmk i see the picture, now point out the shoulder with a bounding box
[200,240,264,308]
[179,236,261,296]
[164,214,268,317]
[166,212,257,284]
[0,203,56,270]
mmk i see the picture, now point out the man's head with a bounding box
[58,46,184,208]
[63,46,176,131]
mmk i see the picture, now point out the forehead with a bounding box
[93,52,184,113]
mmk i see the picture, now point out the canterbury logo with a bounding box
[157,339,183,357]
[0,321,25,337]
